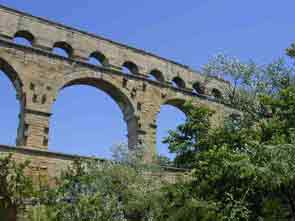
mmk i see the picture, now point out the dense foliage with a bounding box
[27,146,173,221]
[1,46,295,220]
[161,50,295,220]
[0,154,33,221]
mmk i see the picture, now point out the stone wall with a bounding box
[0,145,188,186]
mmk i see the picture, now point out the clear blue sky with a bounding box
[0,0,294,159]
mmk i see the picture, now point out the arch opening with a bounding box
[13,30,34,47]
[211,88,223,99]
[89,51,109,67]
[157,99,187,164]
[0,58,23,146]
[193,81,205,95]
[52,42,73,58]
[50,77,136,159]
[172,76,186,89]
[122,61,139,75]
[148,69,165,82]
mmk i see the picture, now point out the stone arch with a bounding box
[0,57,25,146]
[193,81,205,95]
[148,69,165,82]
[89,51,109,66]
[61,78,135,118]
[52,41,73,58]
[53,72,139,152]
[122,61,139,75]
[0,58,24,98]
[13,30,35,46]
[172,76,186,89]
[211,88,223,99]
[163,98,187,114]
[154,97,187,160]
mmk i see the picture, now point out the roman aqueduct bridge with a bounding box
[0,5,238,173]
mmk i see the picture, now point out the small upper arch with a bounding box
[192,81,205,95]
[211,88,223,99]
[122,61,139,75]
[13,30,35,46]
[52,41,73,58]
[89,51,109,66]
[172,76,186,89]
[148,69,165,82]
[229,112,242,121]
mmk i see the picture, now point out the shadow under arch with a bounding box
[0,57,24,146]
[52,76,139,156]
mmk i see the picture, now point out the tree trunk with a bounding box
[0,206,17,221]
[287,195,295,221]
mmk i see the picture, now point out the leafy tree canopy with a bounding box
[161,49,295,220]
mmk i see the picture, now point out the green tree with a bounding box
[0,154,33,221]
[162,49,295,220]
[39,152,167,221]
[163,103,215,168]
[203,54,294,120]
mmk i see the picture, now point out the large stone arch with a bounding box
[0,58,24,99]
[52,71,140,153]
[154,97,188,158]
[140,96,188,161]
[0,57,25,146]
[162,98,188,115]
